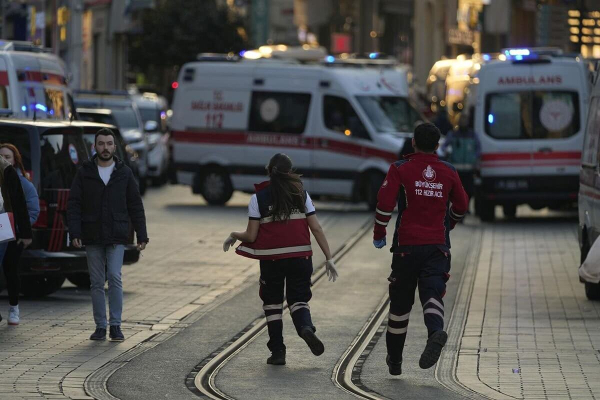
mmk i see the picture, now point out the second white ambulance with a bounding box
[170,59,424,208]
[473,49,589,220]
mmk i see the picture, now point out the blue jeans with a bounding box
[85,244,125,329]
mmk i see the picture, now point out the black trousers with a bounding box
[2,242,24,306]
[386,245,450,362]
[259,257,314,353]
[457,170,475,201]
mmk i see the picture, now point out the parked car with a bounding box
[76,108,146,195]
[131,92,170,185]
[579,68,600,300]
[73,91,149,188]
[0,119,140,296]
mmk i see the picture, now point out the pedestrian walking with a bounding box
[441,112,480,201]
[373,123,468,376]
[0,153,33,325]
[0,144,39,325]
[67,128,148,342]
[223,153,338,366]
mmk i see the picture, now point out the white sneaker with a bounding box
[8,305,19,325]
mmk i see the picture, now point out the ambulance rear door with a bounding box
[479,63,534,182]
[0,57,10,113]
[526,61,585,197]
[248,65,316,192]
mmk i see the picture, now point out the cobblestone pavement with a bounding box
[456,213,600,400]
[0,186,367,400]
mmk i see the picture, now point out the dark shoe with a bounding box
[419,330,448,369]
[109,325,124,342]
[299,327,324,356]
[266,350,286,365]
[90,328,107,341]
[386,355,402,376]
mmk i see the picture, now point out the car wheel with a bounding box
[480,201,495,222]
[67,274,91,288]
[585,282,600,300]
[20,276,66,297]
[200,167,233,205]
[502,204,517,219]
[365,172,385,211]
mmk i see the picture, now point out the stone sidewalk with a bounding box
[455,217,600,400]
[0,187,362,400]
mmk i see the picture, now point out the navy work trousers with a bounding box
[259,256,314,353]
[386,244,450,362]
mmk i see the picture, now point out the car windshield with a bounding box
[138,107,159,123]
[109,107,140,130]
[485,91,580,140]
[78,112,117,126]
[356,96,421,133]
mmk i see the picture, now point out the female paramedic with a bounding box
[223,153,338,366]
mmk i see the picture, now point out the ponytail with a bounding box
[267,154,306,221]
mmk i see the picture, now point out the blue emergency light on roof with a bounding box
[239,50,246,57]
[325,55,335,63]
[35,104,47,112]
[369,52,378,59]
[506,49,531,57]
[483,54,491,61]
[21,106,26,112]
[488,114,494,124]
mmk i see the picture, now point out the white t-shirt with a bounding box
[248,192,316,219]
[98,162,116,185]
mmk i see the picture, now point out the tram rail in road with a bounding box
[189,218,395,400]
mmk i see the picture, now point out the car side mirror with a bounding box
[144,120,159,132]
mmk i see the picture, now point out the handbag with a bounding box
[0,212,15,244]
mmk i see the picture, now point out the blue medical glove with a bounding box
[373,238,386,249]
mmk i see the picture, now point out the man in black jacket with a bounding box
[67,128,148,341]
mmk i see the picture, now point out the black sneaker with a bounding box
[109,325,124,342]
[299,327,324,356]
[266,350,286,365]
[419,330,448,369]
[90,328,107,341]
[386,355,402,376]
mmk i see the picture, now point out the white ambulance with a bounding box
[0,41,74,120]
[170,59,424,208]
[473,49,589,221]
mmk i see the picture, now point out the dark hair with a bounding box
[266,153,305,221]
[95,128,116,145]
[0,143,30,181]
[414,123,441,152]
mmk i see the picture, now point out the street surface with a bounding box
[0,185,597,400]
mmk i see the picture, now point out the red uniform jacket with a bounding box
[236,181,313,260]
[373,153,469,247]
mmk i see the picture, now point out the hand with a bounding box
[17,238,32,249]
[325,259,338,282]
[223,235,237,252]
[72,238,82,248]
[373,238,386,249]
[137,242,147,251]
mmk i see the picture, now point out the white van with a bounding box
[170,59,424,208]
[473,49,589,221]
[0,41,74,120]
[579,67,600,300]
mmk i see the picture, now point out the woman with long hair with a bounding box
[223,153,338,366]
[0,144,38,325]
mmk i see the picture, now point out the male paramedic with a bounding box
[373,123,469,376]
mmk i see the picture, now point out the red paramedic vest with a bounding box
[236,181,313,260]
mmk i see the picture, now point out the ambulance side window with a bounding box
[248,91,311,134]
[583,97,599,167]
[323,95,369,140]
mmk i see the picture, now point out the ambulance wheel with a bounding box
[502,204,517,219]
[365,171,385,211]
[200,167,233,205]
[585,282,600,300]
[480,202,495,222]
[20,276,66,297]
[581,233,590,265]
